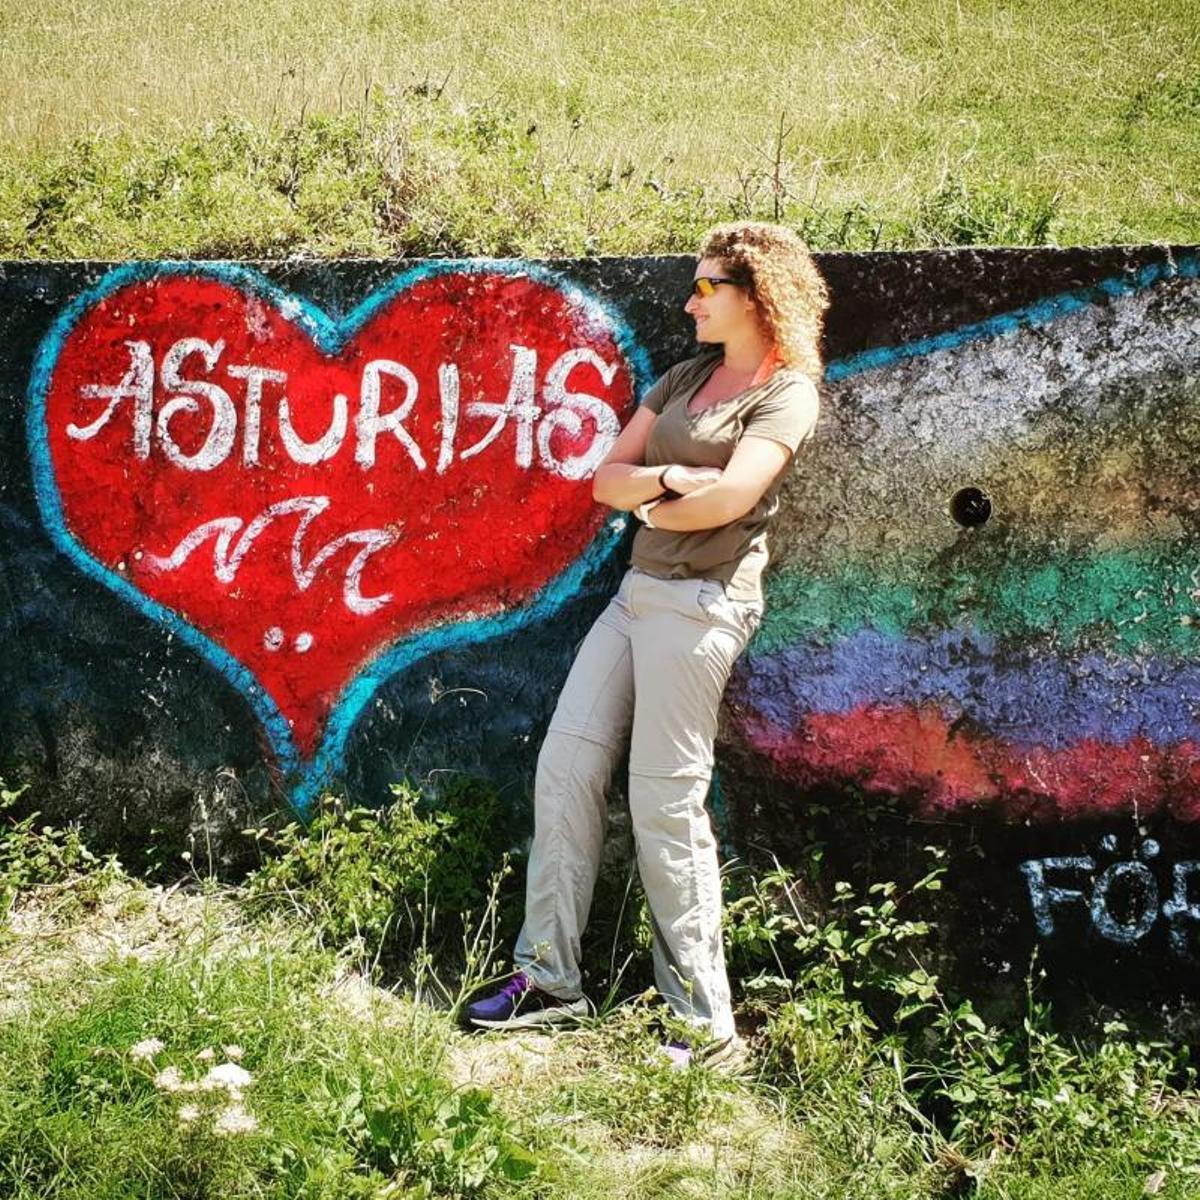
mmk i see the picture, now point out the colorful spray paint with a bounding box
[3,247,1199,993]
[729,255,1200,823]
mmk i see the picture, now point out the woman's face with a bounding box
[685,256,757,345]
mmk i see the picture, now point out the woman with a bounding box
[465,222,829,1068]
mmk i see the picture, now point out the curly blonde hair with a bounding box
[698,222,829,384]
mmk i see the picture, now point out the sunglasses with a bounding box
[690,276,740,298]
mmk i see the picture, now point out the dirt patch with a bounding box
[446,1027,561,1089]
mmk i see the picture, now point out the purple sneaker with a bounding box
[464,971,590,1030]
[662,1039,693,1069]
[656,1033,751,1074]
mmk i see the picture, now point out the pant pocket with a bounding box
[694,578,731,624]
[697,580,763,642]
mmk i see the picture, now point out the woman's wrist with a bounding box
[635,497,664,527]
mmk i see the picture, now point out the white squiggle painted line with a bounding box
[144,496,397,616]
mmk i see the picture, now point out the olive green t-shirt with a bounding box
[630,347,820,602]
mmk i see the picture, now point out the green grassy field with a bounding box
[4,781,1200,1199]
[0,0,1196,255]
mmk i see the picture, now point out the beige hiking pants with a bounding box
[513,566,763,1040]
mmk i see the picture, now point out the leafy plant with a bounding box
[0,779,120,922]
[241,777,524,977]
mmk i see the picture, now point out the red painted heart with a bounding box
[39,266,638,758]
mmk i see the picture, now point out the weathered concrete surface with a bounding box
[2,248,1199,999]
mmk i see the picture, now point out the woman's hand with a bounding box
[592,407,663,509]
[663,465,722,494]
[646,436,795,531]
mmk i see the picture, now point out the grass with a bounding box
[0,0,1197,255]
[1,892,539,1197]
[5,778,1200,1198]
[0,870,829,1198]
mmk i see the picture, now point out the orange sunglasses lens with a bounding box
[692,276,737,298]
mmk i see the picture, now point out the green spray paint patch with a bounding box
[754,544,1200,658]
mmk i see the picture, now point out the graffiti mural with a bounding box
[25,262,647,812]
[715,252,1200,979]
[729,255,1200,821]
[4,247,1200,993]
[1021,836,1200,957]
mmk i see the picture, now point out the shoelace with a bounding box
[499,973,530,999]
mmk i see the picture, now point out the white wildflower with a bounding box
[197,1047,216,1062]
[201,1062,253,1092]
[130,1037,164,1062]
[178,1103,201,1123]
[221,1044,244,1061]
[153,1066,185,1092]
[214,1103,259,1135]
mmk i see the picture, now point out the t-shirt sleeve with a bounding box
[638,364,677,415]
[741,378,820,454]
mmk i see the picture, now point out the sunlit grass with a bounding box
[5,775,1200,1199]
[0,0,1196,252]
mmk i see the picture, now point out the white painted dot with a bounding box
[294,632,314,653]
[263,627,284,651]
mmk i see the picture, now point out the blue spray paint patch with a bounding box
[738,625,1200,749]
[825,254,1200,383]
[26,259,654,818]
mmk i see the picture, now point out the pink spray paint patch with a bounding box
[732,705,1191,822]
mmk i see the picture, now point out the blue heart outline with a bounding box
[26,259,654,817]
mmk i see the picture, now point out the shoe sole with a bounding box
[467,996,591,1030]
[706,1046,752,1076]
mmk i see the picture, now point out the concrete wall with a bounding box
[3,248,1199,996]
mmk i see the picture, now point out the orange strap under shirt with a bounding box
[750,343,786,386]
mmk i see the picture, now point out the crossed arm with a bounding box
[590,406,794,531]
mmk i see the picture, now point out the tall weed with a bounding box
[241,777,525,986]
[0,778,121,926]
